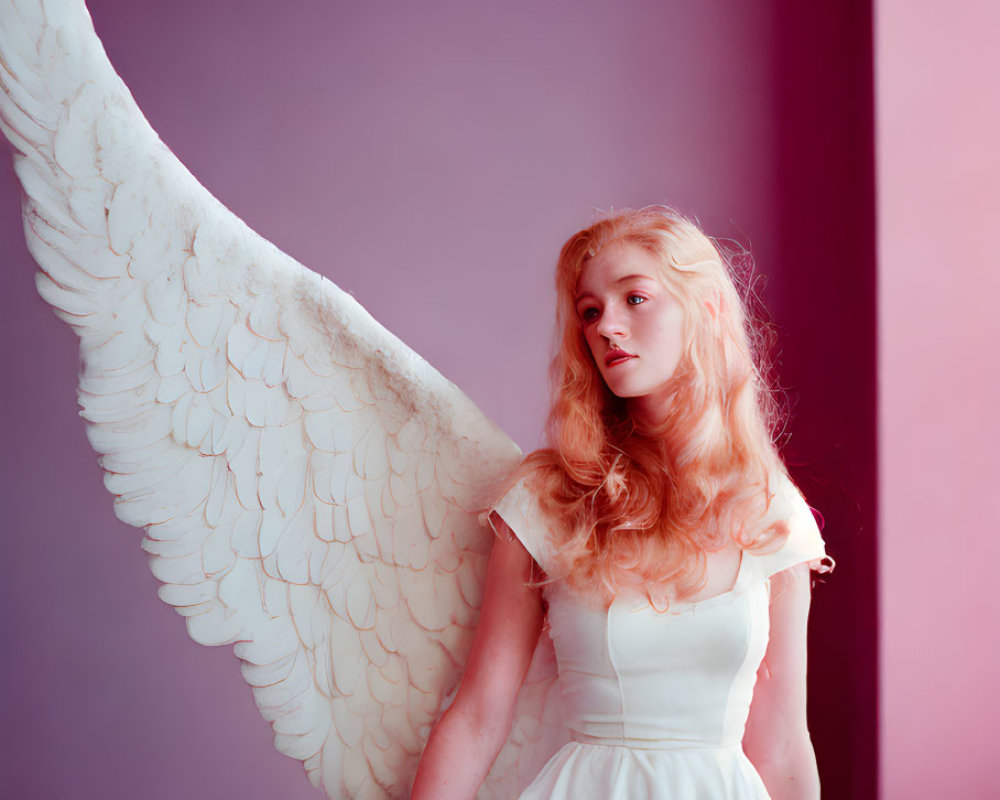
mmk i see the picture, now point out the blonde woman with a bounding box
[412,206,833,800]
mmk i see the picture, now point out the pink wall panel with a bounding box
[877,1,1000,797]
[0,1,875,797]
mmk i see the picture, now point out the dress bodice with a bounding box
[545,572,771,750]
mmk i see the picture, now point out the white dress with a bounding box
[491,475,830,800]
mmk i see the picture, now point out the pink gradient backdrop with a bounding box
[877,1,1000,797]
[0,1,874,797]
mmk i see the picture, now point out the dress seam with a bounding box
[606,599,627,742]
[721,582,762,743]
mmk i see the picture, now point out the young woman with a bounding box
[411,206,833,799]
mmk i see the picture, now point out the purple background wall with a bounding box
[0,1,875,798]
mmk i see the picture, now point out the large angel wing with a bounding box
[0,0,566,796]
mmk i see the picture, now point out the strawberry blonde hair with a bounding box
[516,206,792,604]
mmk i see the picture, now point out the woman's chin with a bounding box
[603,381,636,399]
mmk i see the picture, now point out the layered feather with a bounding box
[0,1,566,796]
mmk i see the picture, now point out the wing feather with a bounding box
[0,2,572,797]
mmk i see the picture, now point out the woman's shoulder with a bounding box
[487,469,557,571]
[742,472,834,581]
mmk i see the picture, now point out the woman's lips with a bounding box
[605,351,635,367]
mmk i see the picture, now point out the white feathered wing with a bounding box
[0,1,567,797]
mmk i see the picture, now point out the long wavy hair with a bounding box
[514,206,792,605]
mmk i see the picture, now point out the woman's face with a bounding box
[574,240,686,424]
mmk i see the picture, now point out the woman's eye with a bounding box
[580,307,599,322]
[627,294,645,306]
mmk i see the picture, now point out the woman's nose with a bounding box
[596,305,627,339]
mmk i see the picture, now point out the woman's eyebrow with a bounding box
[575,274,658,302]
[615,273,658,285]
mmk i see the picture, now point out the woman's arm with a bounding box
[742,562,821,800]
[410,515,545,800]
